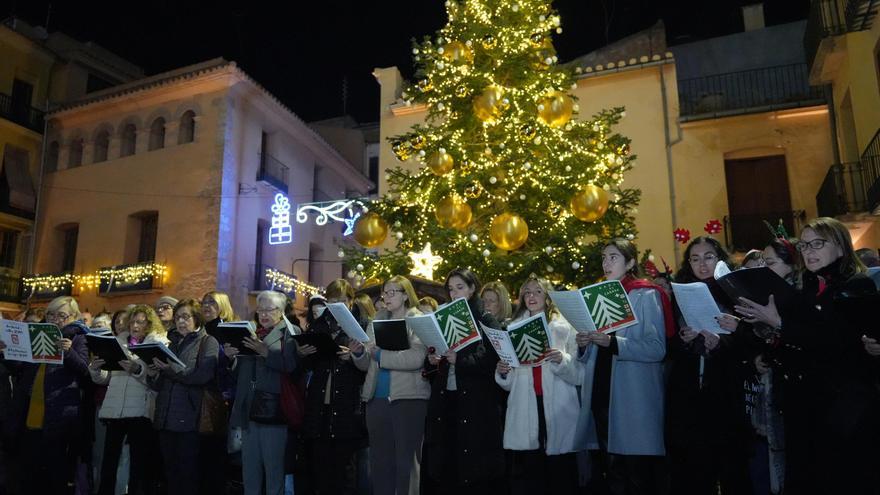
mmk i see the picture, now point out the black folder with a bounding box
[716,266,796,308]
[372,319,410,351]
[207,322,258,355]
[129,343,186,368]
[85,334,129,371]
[292,332,342,358]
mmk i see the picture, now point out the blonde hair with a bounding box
[203,291,238,321]
[385,275,419,309]
[481,281,513,321]
[353,293,376,320]
[126,304,166,337]
[514,275,559,320]
[47,296,81,320]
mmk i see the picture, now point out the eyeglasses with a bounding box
[796,239,829,252]
[382,289,405,297]
[156,304,173,311]
[256,308,280,315]
[174,313,194,322]
[688,253,719,265]
[46,311,71,321]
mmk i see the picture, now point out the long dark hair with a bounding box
[674,236,732,283]
[603,238,640,278]
[445,267,481,301]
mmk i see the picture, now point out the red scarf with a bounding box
[621,275,676,337]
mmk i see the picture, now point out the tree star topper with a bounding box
[408,243,443,280]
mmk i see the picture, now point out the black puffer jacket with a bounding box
[300,311,366,441]
[423,296,506,487]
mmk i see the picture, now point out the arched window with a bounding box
[120,124,137,157]
[178,111,195,144]
[68,138,84,168]
[94,131,110,162]
[148,117,165,151]
[46,141,60,172]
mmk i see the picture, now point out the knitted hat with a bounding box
[156,296,179,308]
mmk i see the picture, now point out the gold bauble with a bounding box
[570,185,610,222]
[353,212,389,248]
[481,34,497,49]
[455,85,470,98]
[531,38,556,69]
[529,33,545,46]
[435,195,472,230]
[417,78,433,92]
[410,134,425,150]
[472,85,506,123]
[489,213,529,251]
[537,91,574,128]
[426,151,454,175]
[464,181,483,198]
[441,41,474,64]
[391,141,412,161]
[519,123,537,140]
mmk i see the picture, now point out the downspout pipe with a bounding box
[660,63,684,263]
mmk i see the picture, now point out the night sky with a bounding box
[5,0,809,123]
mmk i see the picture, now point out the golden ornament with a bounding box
[417,78,433,92]
[353,212,389,248]
[519,123,537,140]
[481,34,497,49]
[441,41,473,64]
[464,181,483,198]
[472,85,506,123]
[531,38,556,69]
[490,213,529,251]
[537,91,574,128]
[529,33,545,46]
[570,185,610,222]
[426,151,454,175]
[391,140,412,161]
[455,85,470,98]
[409,134,425,150]
[435,195,472,230]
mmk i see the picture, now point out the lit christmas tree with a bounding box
[346,0,640,289]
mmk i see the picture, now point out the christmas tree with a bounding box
[346,0,640,290]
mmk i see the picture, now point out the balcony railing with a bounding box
[805,0,879,69]
[678,64,828,121]
[723,211,807,252]
[815,129,880,217]
[97,262,166,295]
[21,272,74,301]
[0,272,22,303]
[257,153,289,195]
[0,93,44,133]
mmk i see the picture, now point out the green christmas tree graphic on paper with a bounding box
[435,299,479,350]
[509,317,551,365]
[29,324,61,361]
[581,281,636,333]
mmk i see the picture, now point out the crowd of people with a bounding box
[0,216,879,495]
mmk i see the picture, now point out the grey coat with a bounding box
[229,320,298,429]
[149,328,220,432]
[574,288,667,455]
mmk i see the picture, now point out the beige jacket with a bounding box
[353,307,430,402]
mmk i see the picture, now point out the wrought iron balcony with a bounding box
[804,0,878,70]
[678,64,828,121]
[0,92,44,133]
[257,153,289,195]
[815,129,880,217]
[21,272,74,301]
[0,272,22,303]
[97,262,167,295]
[723,211,807,252]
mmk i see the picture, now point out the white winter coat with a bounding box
[494,313,582,455]
[90,332,167,420]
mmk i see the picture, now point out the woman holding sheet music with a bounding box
[423,268,505,494]
[146,299,219,495]
[351,275,429,495]
[494,275,581,495]
[89,304,167,495]
[736,217,880,493]
[299,280,367,494]
[222,290,297,495]
[665,236,752,495]
[573,239,670,494]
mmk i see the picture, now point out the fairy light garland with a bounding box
[264,268,323,297]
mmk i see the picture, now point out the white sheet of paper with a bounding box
[406,314,449,354]
[549,290,597,333]
[713,260,731,279]
[480,323,520,367]
[326,303,370,343]
[671,282,728,334]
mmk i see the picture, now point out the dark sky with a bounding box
[5,0,809,123]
